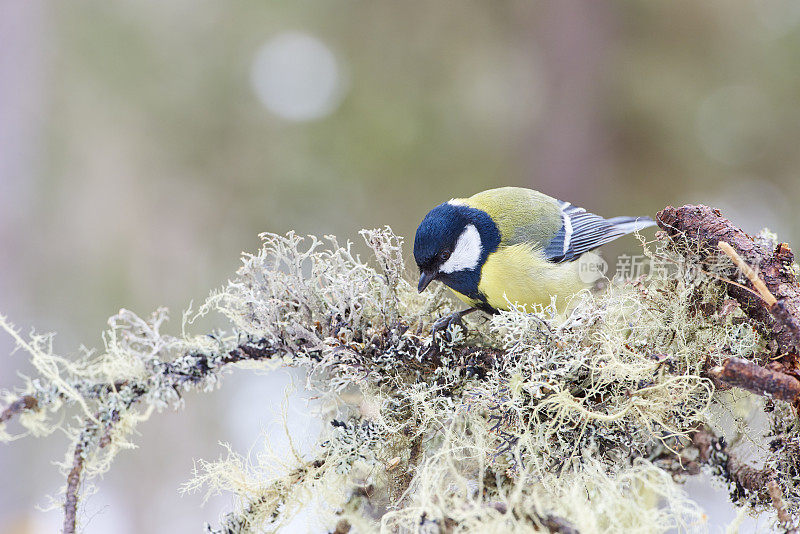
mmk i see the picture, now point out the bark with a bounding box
[657,204,800,357]
[708,357,800,404]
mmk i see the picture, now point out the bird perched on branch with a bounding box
[414,187,655,330]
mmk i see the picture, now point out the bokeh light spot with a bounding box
[250,31,346,122]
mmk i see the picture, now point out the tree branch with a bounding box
[0,394,38,424]
[59,339,282,533]
[657,205,800,356]
[692,428,798,532]
[63,434,86,534]
[5,215,800,532]
[708,357,800,404]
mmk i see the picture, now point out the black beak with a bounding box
[418,270,436,293]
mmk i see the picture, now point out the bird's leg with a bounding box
[430,307,478,342]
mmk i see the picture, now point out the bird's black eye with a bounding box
[440,250,451,262]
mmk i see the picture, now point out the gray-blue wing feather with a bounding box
[543,201,655,263]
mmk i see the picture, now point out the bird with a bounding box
[413,186,656,330]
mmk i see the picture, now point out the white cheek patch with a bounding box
[439,224,482,274]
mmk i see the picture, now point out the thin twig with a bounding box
[718,241,777,306]
[0,395,38,424]
[708,357,800,403]
[767,479,798,533]
[63,436,86,534]
[718,240,800,356]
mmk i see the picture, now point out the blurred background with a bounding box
[1,0,799,532]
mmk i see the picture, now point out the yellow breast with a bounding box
[475,244,590,312]
[448,289,482,309]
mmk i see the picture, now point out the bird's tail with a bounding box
[606,216,657,235]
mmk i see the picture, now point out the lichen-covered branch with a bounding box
[692,428,773,497]
[1,219,799,533]
[657,204,800,355]
[202,458,327,534]
[690,428,798,532]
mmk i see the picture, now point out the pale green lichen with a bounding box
[0,226,795,533]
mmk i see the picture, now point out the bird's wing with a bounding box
[460,187,655,261]
[542,201,656,263]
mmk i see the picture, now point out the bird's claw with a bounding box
[430,312,467,342]
[424,308,479,359]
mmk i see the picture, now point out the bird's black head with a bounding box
[413,201,500,299]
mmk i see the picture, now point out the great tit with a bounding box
[413,187,655,317]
